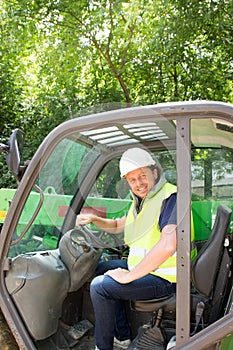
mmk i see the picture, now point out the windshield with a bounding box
[9,136,100,256]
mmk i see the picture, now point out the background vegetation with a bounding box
[1,0,233,187]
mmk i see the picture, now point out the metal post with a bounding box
[176,117,191,345]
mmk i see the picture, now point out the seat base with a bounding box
[131,294,175,314]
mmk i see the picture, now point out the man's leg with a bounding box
[96,259,128,275]
[90,273,175,350]
[96,260,131,341]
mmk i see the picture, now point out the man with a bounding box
[76,148,177,350]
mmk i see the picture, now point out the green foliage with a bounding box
[1,0,233,187]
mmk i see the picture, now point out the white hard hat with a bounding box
[119,148,156,178]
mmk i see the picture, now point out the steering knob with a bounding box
[78,240,91,252]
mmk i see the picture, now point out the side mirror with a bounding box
[6,129,24,179]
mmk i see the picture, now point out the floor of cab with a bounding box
[38,332,123,350]
[72,334,122,350]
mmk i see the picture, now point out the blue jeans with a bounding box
[91,259,176,350]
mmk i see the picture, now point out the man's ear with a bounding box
[153,168,158,180]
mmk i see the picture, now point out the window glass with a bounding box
[9,137,96,257]
[191,118,233,241]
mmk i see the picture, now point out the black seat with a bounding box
[130,205,232,340]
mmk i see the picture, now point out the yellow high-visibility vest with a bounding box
[124,182,196,283]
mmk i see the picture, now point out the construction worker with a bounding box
[76,147,178,350]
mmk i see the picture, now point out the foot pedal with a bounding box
[128,323,166,350]
[62,319,93,347]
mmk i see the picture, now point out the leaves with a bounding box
[1,0,233,187]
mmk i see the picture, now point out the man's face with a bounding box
[125,166,158,199]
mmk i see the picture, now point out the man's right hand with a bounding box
[76,214,95,227]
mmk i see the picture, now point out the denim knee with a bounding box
[90,275,107,300]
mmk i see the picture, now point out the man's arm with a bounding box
[105,224,177,283]
[76,214,126,234]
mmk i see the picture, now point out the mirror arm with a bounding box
[17,160,30,182]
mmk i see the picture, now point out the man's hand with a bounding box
[76,214,94,226]
[104,268,132,284]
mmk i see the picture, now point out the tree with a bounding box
[1,0,233,188]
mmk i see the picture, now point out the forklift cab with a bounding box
[0,101,233,350]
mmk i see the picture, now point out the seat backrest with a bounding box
[191,205,232,298]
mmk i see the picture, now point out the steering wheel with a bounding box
[80,225,123,255]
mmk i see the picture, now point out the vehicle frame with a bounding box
[0,100,233,350]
